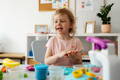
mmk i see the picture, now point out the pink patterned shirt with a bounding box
[46,36,83,66]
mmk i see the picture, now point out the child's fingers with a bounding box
[63,50,71,56]
[64,50,71,57]
[64,50,80,57]
[68,50,78,54]
[65,50,75,57]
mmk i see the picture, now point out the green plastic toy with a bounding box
[0,71,3,80]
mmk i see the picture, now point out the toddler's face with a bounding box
[54,14,72,35]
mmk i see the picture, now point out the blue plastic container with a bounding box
[34,64,48,80]
[29,50,33,56]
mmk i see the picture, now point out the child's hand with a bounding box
[57,49,82,59]
[57,49,70,58]
[66,50,82,64]
[66,50,79,57]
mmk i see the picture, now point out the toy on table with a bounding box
[0,66,7,72]
[86,72,96,77]
[26,65,35,71]
[86,36,120,80]
[65,64,98,80]
[85,36,111,50]
[0,71,3,80]
[24,73,28,78]
[34,64,48,80]
[91,67,101,73]
[96,76,103,80]
[2,58,20,69]
[64,67,73,75]
[48,65,64,80]
[85,36,112,67]
[65,68,97,80]
[72,69,83,78]
[83,64,101,73]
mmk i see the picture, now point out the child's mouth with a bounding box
[56,27,63,30]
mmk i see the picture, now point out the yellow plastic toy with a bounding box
[79,68,88,74]
[86,72,96,77]
[2,58,20,68]
[87,77,93,80]
[72,70,83,78]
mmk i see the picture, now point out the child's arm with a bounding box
[44,48,70,65]
[44,48,59,65]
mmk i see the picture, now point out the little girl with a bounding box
[44,8,83,66]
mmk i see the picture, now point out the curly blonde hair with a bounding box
[54,8,76,36]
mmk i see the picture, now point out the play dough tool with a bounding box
[86,72,96,77]
[72,70,83,78]
[87,78,93,80]
[3,58,20,68]
[0,71,3,80]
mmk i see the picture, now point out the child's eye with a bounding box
[54,20,66,23]
[60,20,66,22]
[54,21,58,23]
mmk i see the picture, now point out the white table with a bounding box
[1,65,102,80]
[2,65,35,80]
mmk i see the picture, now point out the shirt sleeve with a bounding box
[45,37,54,50]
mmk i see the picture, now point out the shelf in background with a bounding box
[27,33,120,37]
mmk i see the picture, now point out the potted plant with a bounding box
[97,3,114,33]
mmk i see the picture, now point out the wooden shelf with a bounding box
[27,33,120,37]
[27,58,39,65]
[0,52,25,64]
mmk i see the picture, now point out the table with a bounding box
[1,65,102,80]
[0,53,25,64]
[2,65,35,80]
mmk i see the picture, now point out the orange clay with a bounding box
[86,72,96,77]
[1,66,7,72]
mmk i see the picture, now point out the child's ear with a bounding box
[70,23,74,28]
[69,28,72,33]
[70,23,73,27]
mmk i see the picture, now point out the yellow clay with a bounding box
[79,68,87,74]
[72,70,83,78]
[3,58,20,68]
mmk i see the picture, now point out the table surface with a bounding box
[1,65,102,80]
[2,65,35,80]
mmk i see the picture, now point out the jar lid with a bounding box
[34,64,48,70]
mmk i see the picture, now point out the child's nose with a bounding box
[58,21,61,24]
[57,21,61,25]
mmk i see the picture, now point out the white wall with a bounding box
[75,0,120,34]
[109,0,120,33]
[0,0,54,53]
[0,0,120,53]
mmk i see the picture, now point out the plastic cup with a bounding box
[34,64,48,80]
[48,65,64,80]
[73,64,83,70]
